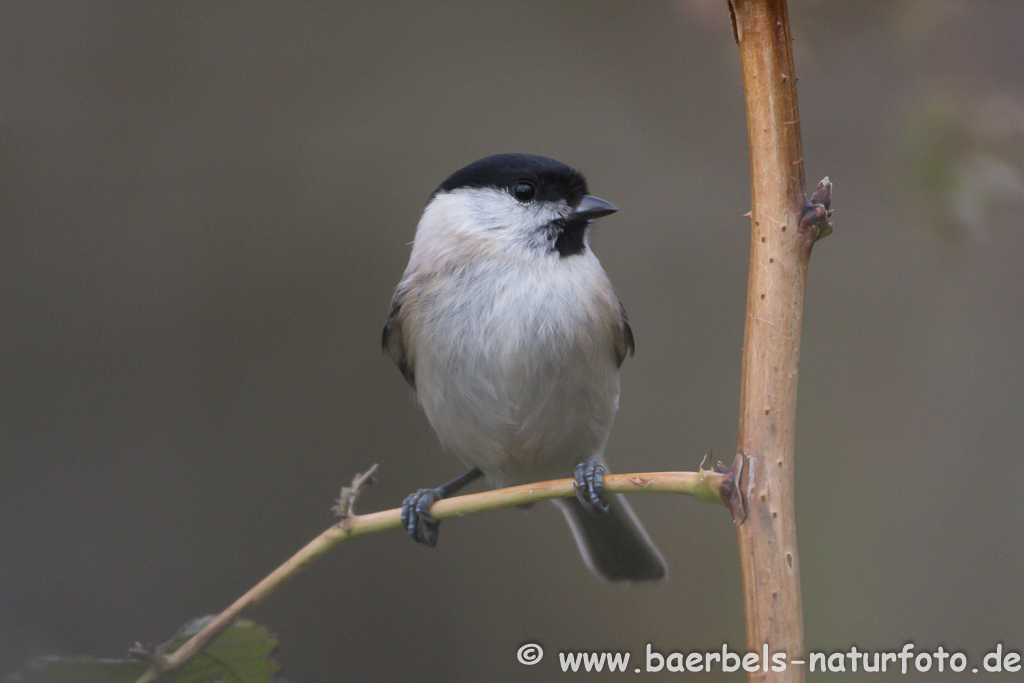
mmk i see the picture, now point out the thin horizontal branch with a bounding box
[134,469,728,683]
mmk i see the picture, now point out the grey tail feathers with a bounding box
[553,494,667,583]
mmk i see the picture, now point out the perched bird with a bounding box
[383,154,665,582]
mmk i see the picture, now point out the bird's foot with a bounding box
[401,488,444,547]
[574,461,610,516]
[400,468,484,547]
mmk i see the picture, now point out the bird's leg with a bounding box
[574,460,610,515]
[401,467,483,547]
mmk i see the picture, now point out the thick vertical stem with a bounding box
[729,1,809,681]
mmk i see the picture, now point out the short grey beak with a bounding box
[573,195,618,221]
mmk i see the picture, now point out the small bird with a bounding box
[383,154,666,582]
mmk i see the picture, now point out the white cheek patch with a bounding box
[430,188,569,252]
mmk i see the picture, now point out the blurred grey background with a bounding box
[2,2,1023,681]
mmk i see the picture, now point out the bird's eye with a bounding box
[512,182,537,202]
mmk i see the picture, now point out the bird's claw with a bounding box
[401,488,443,547]
[574,461,610,515]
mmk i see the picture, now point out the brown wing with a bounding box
[382,287,415,387]
[615,300,635,367]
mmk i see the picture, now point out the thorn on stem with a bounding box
[810,176,832,210]
[721,456,748,525]
[728,1,740,44]
[332,464,380,519]
[799,177,834,242]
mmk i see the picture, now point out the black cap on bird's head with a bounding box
[435,154,617,257]
[436,154,588,202]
